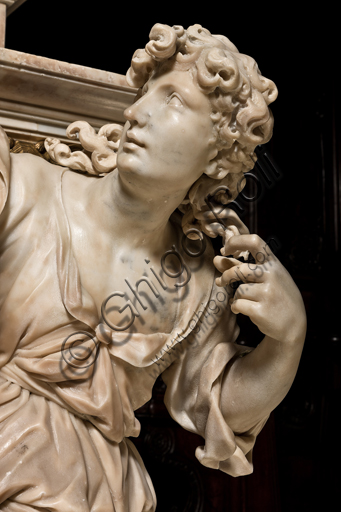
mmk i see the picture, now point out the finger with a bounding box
[195,207,249,234]
[216,263,264,288]
[213,255,241,273]
[230,298,261,319]
[220,228,250,261]
[238,262,268,281]
[233,282,261,302]
[215,267,247,288]
[224,234,274,262]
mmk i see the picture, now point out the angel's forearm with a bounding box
[220,332,305,433]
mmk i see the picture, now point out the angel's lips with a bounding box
[123,133,145,150]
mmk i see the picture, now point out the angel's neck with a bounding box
[87,170,180,253]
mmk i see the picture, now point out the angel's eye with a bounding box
[168,93,183,107]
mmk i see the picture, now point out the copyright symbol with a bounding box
[61,331,99,369]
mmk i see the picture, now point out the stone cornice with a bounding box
[0,48,137,141]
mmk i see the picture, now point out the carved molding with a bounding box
[0,47,137,142]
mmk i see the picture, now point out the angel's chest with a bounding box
[70,233,192,335]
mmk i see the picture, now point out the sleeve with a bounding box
[0,127,10,217]
[162,277,269,477]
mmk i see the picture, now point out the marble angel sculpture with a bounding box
[0,24,306,511]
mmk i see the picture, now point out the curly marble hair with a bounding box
[126,23,278,242]
[46,24,277,247]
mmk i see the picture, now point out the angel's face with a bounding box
[117,67,218,195]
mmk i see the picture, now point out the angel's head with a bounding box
[126,25,276,193]
[123,24,277,240]
[48,24,277,244]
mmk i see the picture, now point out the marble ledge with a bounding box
[0,48,137,141]
[0,47,131,88]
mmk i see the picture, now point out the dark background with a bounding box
[4,2,340,511]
